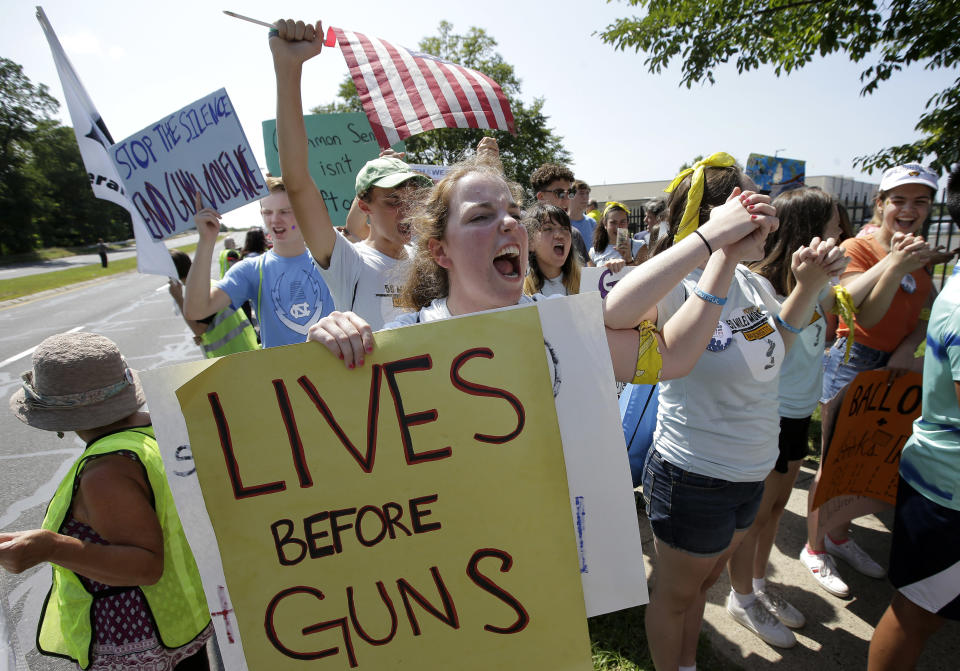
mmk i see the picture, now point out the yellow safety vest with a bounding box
[200,306,259,358]
[38,427,209,669]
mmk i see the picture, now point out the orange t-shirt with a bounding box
[838,234,931,352]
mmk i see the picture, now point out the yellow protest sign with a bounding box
[176,306,592,670]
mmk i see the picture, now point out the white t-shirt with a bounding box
[653,266,784,482]
[755,277,828,419]
[539,273,567,297]
[317,234,412,331]
[384,295,539,329]
[589,241,644,266]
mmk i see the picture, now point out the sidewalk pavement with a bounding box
[638,463,959,670]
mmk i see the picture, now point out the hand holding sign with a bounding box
[307,310,376,369]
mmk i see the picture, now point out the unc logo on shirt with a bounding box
[271,269,327,334]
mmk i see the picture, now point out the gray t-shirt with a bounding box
[653,266,783,482]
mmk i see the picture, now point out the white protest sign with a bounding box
[140,359,250,670]
[579,265,636,297]
[111,89,266,240]
[534,292,648,613]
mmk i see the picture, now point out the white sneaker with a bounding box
[825,536,886,579]
[800,545,850,597]
[756,584,806,629]
[726,593,797,648]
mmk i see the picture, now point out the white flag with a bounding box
[36,6,176,278]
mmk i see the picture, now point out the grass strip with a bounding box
[588,598,742,671]
[0,241,200,302]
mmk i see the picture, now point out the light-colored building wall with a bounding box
[587,176,878,212]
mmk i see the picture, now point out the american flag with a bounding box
[332,27,516,149]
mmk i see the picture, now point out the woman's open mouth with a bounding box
[493,245,521,278]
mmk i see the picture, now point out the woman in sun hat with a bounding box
[2,332,211,670]
[801,164,942,600]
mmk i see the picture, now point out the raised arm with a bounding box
[841,233,929,329]
[606,243,744,382]
[605,191,780,382]
[270,19,338,267]
[183,197,231,319]
[604,189,775,329]
[777,237,848,350]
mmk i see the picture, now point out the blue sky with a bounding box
[7,1,956,226]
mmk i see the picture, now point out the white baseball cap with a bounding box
[879,163,938,193]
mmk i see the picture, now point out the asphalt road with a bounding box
[0,233,202,281]
[0,270,207,670]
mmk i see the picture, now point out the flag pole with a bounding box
[222,11,273,28]
[223,11,338,47]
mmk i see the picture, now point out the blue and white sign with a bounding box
[111,89,266,240]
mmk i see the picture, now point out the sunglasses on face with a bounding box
[540,188,577,200]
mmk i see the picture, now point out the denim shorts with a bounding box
[641,448,765,557]
[820,337,890,403]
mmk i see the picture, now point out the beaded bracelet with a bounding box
[693,286,727,306]
[775,314,803,334]
[694,229,713,256]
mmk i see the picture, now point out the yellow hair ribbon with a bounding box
[919,307,931,322]
[831,285,857,364]
[913,340,926,359]
[666,152,737,244]
[631,320,663,385]
[601,201,630,221]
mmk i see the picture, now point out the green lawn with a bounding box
[0,241,200,302]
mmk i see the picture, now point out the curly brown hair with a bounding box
[530,163,574,193]
[399,157,527,310]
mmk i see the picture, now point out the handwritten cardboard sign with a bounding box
[262,112,405,228]
[174,307,592,671]
[812,370,922,509]
[579,265,635,297]
[110,89,265,240]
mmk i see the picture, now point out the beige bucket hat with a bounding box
[9,332,145,432]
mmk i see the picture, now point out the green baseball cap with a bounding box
[355,157,432,196]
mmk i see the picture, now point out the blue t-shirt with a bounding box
[900,276,960,511]
[570,215,596,247]
[216,250,334,348]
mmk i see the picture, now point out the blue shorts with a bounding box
[820,337,890,403]
[641,448,764,557]
[889,477,960,620]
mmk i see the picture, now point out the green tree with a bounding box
[0,57,59,254]
[0,57,131,255]
[28,121,131,248]
[311,21,572,186]
[599,0,959,173]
